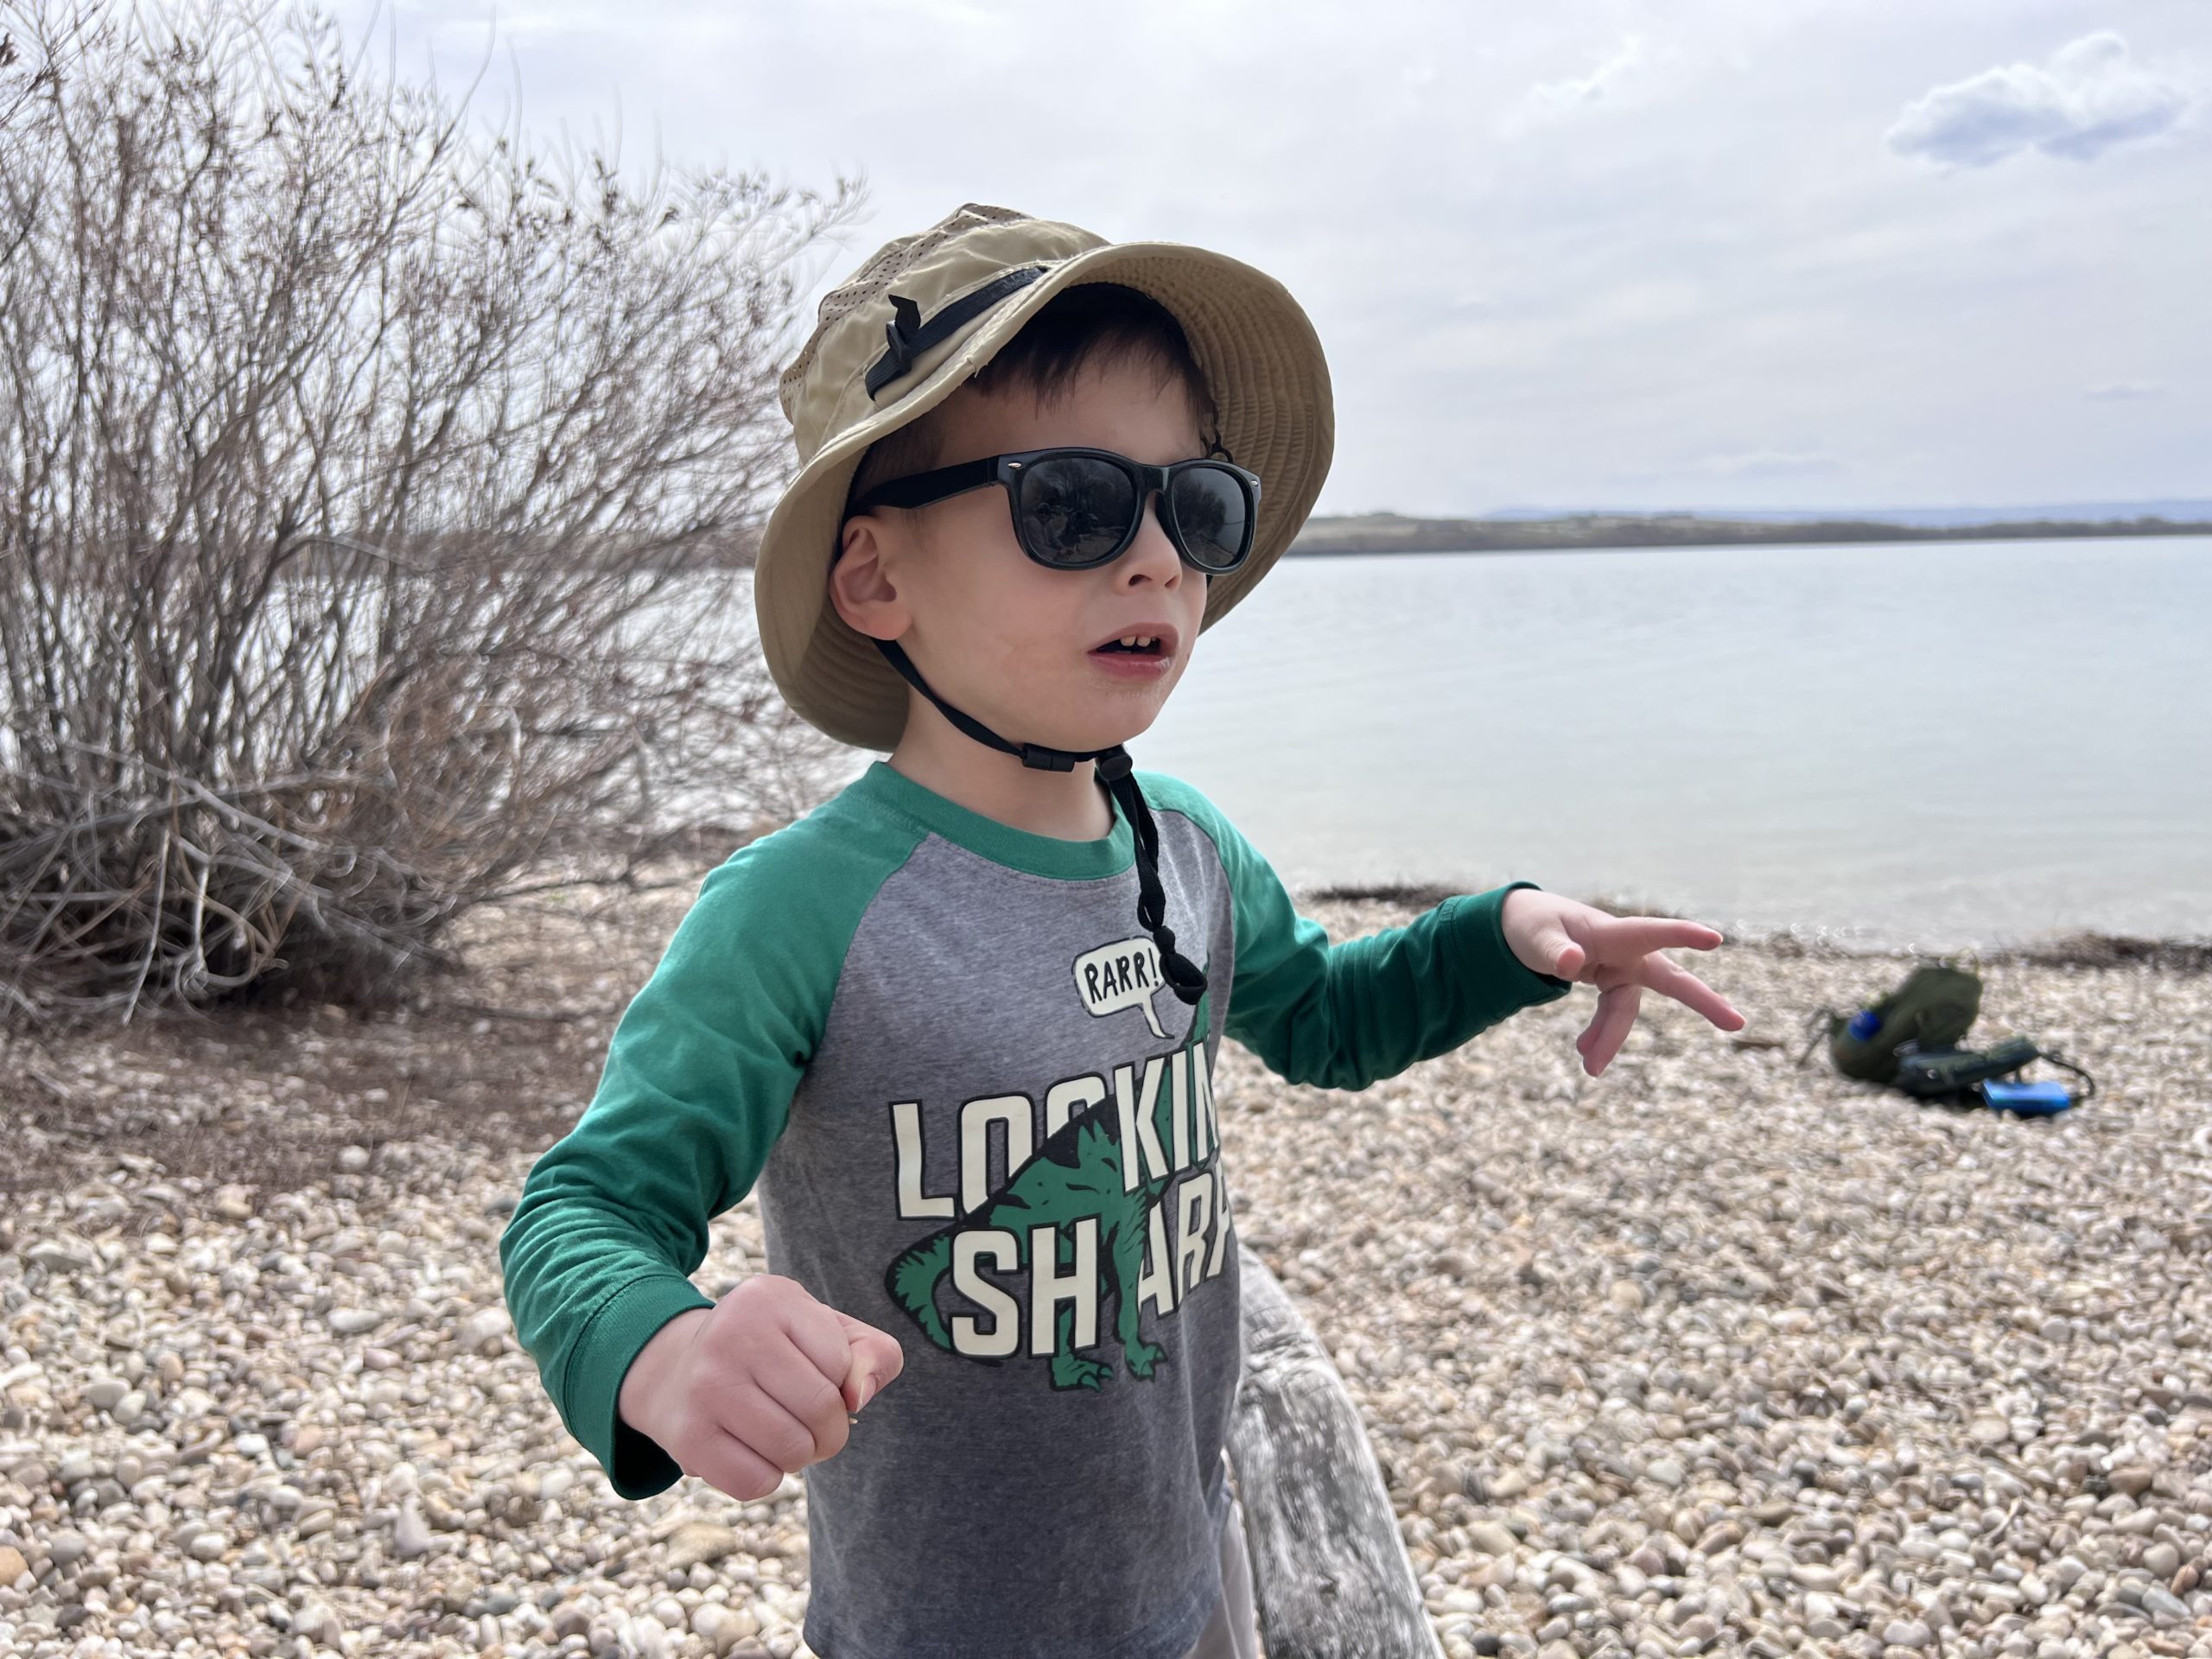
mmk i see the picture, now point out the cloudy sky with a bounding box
[337,0,2207,516]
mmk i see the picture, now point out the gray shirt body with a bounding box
[499,759,1573,1659]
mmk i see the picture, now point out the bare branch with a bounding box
[0,0,863,1024]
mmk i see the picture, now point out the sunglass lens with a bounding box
[1019,455,1138,567]
[1168,465,1251,571]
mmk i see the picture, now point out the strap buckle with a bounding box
[863,266,1050,398]
[873,294,925,389]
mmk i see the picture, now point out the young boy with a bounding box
[500,201,1745,1659]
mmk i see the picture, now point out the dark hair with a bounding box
[847,283,1220,507]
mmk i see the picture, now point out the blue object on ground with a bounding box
[1978,1078,2073,1116]
[1847,1009,1881,1040]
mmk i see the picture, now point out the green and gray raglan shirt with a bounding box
[499,760,1573,1659]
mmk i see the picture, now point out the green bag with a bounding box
[1795,957,1984,1084]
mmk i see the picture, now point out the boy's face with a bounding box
[833,351,1211,760]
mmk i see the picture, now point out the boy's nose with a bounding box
[1116,492,1184,585]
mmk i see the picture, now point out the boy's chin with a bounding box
[1016,704,1159,760]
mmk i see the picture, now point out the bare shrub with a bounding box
[0,1,862,1026]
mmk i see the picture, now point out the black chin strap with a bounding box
[873,637,1207,1006]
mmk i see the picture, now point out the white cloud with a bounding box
[2084,380,2167,401]
[1515,35,1643,125]
[1886,32,2195,168]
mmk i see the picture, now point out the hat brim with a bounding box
[754,241,1334,753]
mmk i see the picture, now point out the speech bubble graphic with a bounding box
[1074,936,1170,1039]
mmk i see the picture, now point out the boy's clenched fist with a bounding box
[617,1274,906,1502]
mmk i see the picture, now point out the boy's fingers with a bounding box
[772,1293,863,1398]
[1576,982,1643,1075]
[840,1351,872,1415]
[731,1372,848,1468]
[1637,953,1746,1030]
[1595,916,1726,958]
[1541,927,1586,979]
[830,1312,906,1411]
[695,1424,795,1503]
[741,1342,851,1462]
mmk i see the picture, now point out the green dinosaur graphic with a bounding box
[884,1091,1210,1391]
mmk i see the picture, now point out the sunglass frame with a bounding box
[846,445,1264,574]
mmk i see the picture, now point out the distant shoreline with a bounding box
[1298,880,2212,970]
[1287,512,2212,555]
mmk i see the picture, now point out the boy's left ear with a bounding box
[826,515,910,642]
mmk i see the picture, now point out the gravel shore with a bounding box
[3,871,2208,1658]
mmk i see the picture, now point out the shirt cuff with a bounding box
[1444,880,1576,1007]
[561,1273,717,1500]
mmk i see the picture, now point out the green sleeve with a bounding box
[1141,772,1575,1092]
[497,823,886,1499]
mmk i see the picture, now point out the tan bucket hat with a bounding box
[754,200,1334,753]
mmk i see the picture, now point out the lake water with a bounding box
[19,534,2194,957]
[796,536,2211,955]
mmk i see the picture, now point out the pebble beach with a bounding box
[2,874,2209,1659]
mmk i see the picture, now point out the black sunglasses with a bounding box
[845,445,1263,574]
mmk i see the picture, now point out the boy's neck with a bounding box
[885,701,1120,842]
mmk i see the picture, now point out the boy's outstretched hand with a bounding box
[1499,887,1746,1077]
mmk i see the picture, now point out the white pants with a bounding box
[1179,1457,1264,1659]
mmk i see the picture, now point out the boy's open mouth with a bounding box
[1086,624,1178,659]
